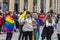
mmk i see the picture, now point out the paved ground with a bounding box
[0,32,20,40]
[40,26,58,40]
[0,26,58,40]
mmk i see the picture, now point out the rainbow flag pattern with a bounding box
[4,15,15,32]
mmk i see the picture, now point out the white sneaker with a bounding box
[1,32,4,34]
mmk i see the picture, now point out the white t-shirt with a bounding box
[46,19,55,27]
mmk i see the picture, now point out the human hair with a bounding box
[6,11,11,16]
[20,12,23,15]
[40,9,44,13]
[26,11,30,14]
[47,14,52,23]
[0,11,2,15]
[50,10,53,13]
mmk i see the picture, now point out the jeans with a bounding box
[57,34,60,40]
[23,31,32,40]
[6,32,13,40]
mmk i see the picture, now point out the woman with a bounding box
[19,11,33,40]
[32,13,40,40]
[0,12,4,34]
[4,12,15,40]
[46,14,55,40]
[57,14,60,40]
[51,12,57,30]
[41,14,55,40]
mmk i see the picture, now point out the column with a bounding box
[20,0,24,12]
[9,0,15,12]
[58,0,60,13]
[28,0,33,12]
[45,0,50,13]
[52,0,54,10]
[44,0,46,12]
[37,0,40,13]
[54,0,58,13]
[0,0,2,2]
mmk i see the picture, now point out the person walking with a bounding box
[4,12,15,40]
[0,12,4,34]
[41,13,55,40]
[51,12,57,30]
[46,14,54,40]
[57,14,60,40]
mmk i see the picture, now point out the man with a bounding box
[57,14,60,40]
[12,11,19,32]
[0,12,4,34]
[39,9,45,26]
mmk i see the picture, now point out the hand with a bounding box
[33,20,37,24]
[24,20,27,22]
[25,24,32,28]
[46,26,48,27]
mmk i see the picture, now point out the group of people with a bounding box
[0,9,60,40]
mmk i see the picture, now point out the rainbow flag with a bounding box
[36,31,39,40]
[4,15,15,32]
[35,18,40,40]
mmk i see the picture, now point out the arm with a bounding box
[18,18,25,25]
[52,19,55,26]
[46,20,49,27]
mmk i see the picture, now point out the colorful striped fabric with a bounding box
[35,18,40,40]
[4,15,15,32]
[36,31,39,40]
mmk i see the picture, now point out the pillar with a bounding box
[37,0,40,13]
[20,0,24,12]
[45,0,50,13]
[52,0,54,10]
[9,0,15,12]
[58,0,60,13]
[28,0,33,12]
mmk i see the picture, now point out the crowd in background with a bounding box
[0,9,60,40]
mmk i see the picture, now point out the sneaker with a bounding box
[1,32,4,34]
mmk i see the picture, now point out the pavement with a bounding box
[0,32,19,40]
[0,26,58,40]
[40,26,58,40]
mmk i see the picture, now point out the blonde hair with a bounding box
[32,13,38,18]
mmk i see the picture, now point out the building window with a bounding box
[33,0,37,12]
[24,0,28,11]
[3,0,9,11]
